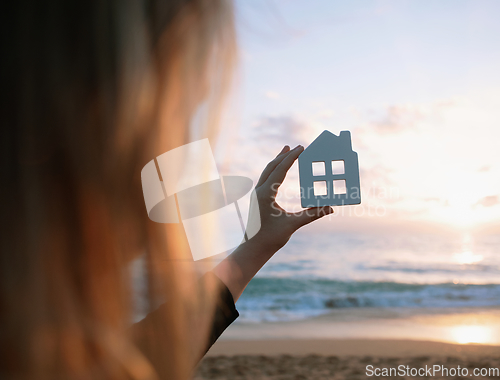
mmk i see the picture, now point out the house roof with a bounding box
[301,130,352,157]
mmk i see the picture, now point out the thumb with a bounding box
[292,206,334,228]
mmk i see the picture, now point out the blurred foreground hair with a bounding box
[0,0,236,379]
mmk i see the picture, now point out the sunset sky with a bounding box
[217,0,500,235]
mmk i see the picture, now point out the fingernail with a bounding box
[276,145,290,158]
[293,145,303,150]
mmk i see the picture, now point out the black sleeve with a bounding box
[202,271,239,354]
[130,270,239,363]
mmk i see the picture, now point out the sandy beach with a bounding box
[205,338,500,357]
[195,339,500,379]
[194,308,500,379]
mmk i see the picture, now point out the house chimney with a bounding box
[339,131,352,150]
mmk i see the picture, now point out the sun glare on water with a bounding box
[454,250,483,265]
[451,325,494,344]
[453,234,483,265]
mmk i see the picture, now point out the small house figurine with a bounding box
[298,130,361,207]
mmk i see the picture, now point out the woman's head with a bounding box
[0,0,236,378]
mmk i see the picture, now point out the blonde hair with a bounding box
[0,0,236,379]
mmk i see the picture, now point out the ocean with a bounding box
[235,230,500,323]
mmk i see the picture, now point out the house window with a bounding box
[312,161,326,176]
[331,160,345,175]
[333,180,347,194]
[313,181,327,196]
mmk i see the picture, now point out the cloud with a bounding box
[368,99,457,134]
[372,105,426,133]
[222,115,314,182]
[250,115,311,148]
[475,195,499,208]
[317,109,335,119]
[265,91,280,99]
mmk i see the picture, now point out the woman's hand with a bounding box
[251,144,333,252]
[213,145,333,302]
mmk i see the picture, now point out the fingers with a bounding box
[264,145,304,190]
[256,145,291,188]
[275,145,290,158]
[292,206,334,228]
